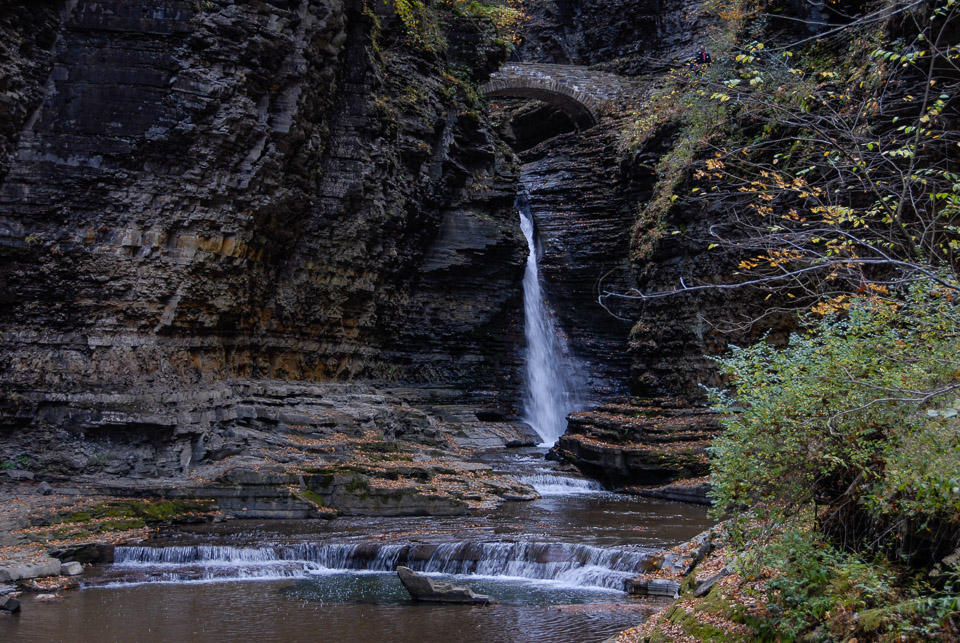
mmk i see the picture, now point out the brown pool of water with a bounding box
[2,579,671,643]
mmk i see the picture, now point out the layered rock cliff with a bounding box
[0,0,771,489]
[516,126,640,398]
[501,0,793,403]
[515,0,711,70]
[0,0,526,435]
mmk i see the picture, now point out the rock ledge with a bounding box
[397,566,496,605]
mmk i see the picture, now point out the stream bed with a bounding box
[1,450,712,642]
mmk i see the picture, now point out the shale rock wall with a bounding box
[518,115,794,402]
[625,196,798,400]
[513,115,770,402]
[0,0,782,458]
[504,0,794,403]
[0,0,526,438]
[517,125,642,399]
[515,0,712,71]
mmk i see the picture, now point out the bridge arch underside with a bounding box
[483,86,598,130]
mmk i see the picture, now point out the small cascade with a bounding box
[112,540,657,592]
[115,544,359,568]
[518,474,606,496]
[518,196,583,446]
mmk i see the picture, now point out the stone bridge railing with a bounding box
[481,63,642,128]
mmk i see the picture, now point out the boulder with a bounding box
[5,469,34,481]
[627,577,680,598]
[396,566,495,604]
[48,543,115,565]
[0,595,20,613]
[61,561,83,576]
[694,568,731,598]
[36,481,53,495]
[0,558,61,583]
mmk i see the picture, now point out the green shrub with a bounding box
[709,278,960,564]
[756,529,960,641]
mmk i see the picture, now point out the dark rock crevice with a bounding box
[509,120,647,401]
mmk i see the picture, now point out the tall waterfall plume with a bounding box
[518,197,583,446]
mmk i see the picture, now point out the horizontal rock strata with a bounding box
[555,400,720,487]
[519,124,643,399]
[0,0,527,436]
[625,477,712,506]
[0,381,539,522]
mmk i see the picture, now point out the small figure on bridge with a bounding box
[689,44,711,70]
[697,44,712,65]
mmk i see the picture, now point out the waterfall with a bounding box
[112,541,658,592]
[517,474,605,496]
[518,198,583,446]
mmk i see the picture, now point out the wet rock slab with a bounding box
[397,566,495,604]
[0,557,61,583]
[625,477,712,506]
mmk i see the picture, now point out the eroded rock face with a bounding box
[0,1,64,184]
[0,0,527,438]
[517,123,645,400]
[515,0,712,70]
[622,134,800,400]
[511,103,795,403]
[492,0,794,405]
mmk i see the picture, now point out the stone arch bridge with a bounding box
[481,63,641,129]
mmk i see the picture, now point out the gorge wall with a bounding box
[0,0,527,436]
[502,0,762,402]
[0,0,772,480]
[510,114,767,403]
[515,0,709,71]
[516,127,639,399]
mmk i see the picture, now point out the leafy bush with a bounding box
[709,279,960,565]
[760,530,896,639]
[757,529,959,641]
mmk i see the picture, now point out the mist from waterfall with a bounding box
[518,198,584,447]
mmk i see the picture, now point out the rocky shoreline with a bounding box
[0,380,552,606]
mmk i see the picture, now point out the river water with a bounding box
[1,450,712,643]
